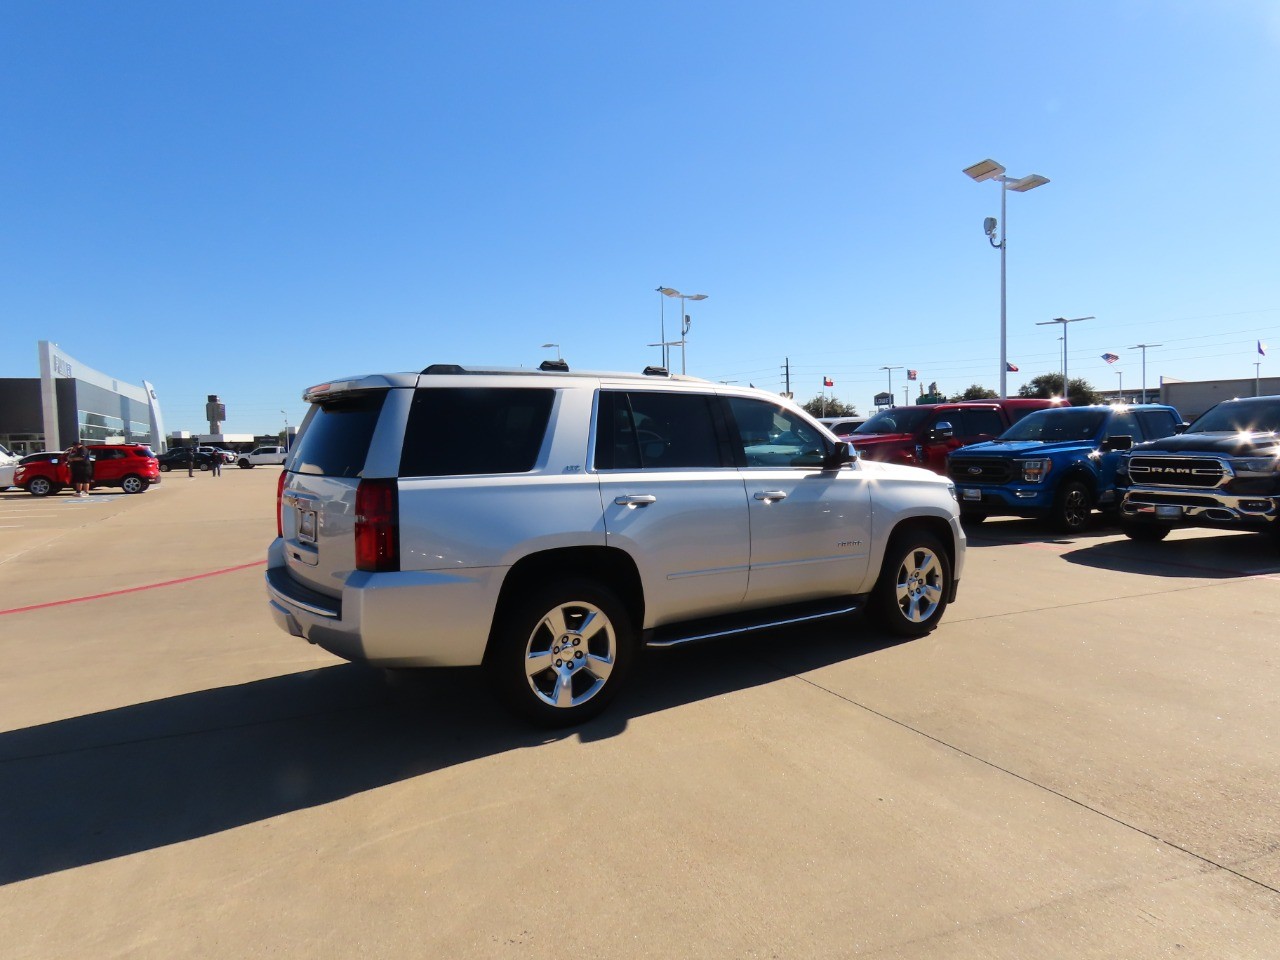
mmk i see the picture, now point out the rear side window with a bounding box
[594,391,730,470]
[962,409,1004,437]
[1134,409,1178,440]
[292,392,388,478]
[399,387,554,477]
[1107,410,1139,439]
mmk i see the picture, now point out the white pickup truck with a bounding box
[236,446,288,468]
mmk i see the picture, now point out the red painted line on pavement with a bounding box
[0,560,268,617]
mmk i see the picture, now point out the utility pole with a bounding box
[782,357,792,398]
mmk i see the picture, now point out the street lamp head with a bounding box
[659,287,682,298]
[1007,173,1050,192]
[963,158,1006,182]
[687,294,708,301]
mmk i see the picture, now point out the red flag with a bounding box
[1006,362,1019,372]
[823,377,833,387]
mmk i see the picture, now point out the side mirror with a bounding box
[1175,422,1189,434]
[823,441,854,470]
[929,420,955,441]
[1102,434,1134,452]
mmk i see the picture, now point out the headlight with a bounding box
[1019,459,1052,483]
[1232,457,1279,475]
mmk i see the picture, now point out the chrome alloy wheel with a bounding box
[523,600,617,709]
[892,546,945,624]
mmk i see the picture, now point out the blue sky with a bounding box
[2,0,1278,433]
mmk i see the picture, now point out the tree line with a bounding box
[800,373,1104,417]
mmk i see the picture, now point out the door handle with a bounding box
[754,490,788,502]
[614,495,657,507]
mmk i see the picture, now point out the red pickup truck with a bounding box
[844,398,1066,474]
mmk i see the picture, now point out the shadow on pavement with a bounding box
[1062,530,1280,579]
[960,516,1120,548]
[0,618,905,885]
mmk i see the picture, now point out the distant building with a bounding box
[1159,375,1280,420]
[0,342,165,454]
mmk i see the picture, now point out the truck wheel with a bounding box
[1122,523,1169,542]
[869,532,952,638]
[239,460,252,468]
[486,578,635,726]
[1052,481,1093,533]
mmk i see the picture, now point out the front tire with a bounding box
[869,532,952,638]
[27,476,54,497]
[1052,480,1093,533]
[486,579,635,726]
[120,474,147,494]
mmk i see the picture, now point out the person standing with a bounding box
[65,441,93,497]
[210,449,222,477]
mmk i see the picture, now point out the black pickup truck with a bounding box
[1118,395,1280,546]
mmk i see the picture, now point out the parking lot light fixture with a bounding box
[541,343,561,361]
[659,288,708,374]
[1037,316,1093,403]
[1130,343,1162,404]
[880,365,903,404]
[965,158,1050,398]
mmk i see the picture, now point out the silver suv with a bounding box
[266,364,966,724]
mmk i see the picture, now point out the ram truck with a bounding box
[1119,395,1280,545]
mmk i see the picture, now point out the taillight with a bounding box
[354,479,399,572]
[276,469,287,538]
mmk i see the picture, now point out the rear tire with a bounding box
[1122,523,1170,542]
[486,578,635,726]
[869,532,952,638]
[1052,480,1093,533]
[239,460,252,468]
[120,474,147,494]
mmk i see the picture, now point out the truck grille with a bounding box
[948,460,1013,484]
[1127,456,1225,488]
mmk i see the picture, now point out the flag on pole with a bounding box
[906,370,918,381]
[1006,362,1019,372]
[1102,352,1119,364]
[1259,340,1268,356]
[823,376,833,387]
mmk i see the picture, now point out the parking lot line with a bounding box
[0,559,268,617]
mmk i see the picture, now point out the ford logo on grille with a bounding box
[967,466,982,475]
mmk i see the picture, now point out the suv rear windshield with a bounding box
[292,391,388,478]
[400,387,554,477]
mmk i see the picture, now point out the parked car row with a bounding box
[11,444,162,495]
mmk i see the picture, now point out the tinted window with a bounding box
[728,397,830,467]
[595,391,727,470]
[1106,410,1139,440]
[853,407,933,435]
[292,391,388,478]
[961,409,1004,438]
[399,388,553,477]
[1134,409,1178,440]
[1002,409,1108,442]
[1187,399,1280,433]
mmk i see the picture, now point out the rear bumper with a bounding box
[265,538,504,667]
[1120,487,1279,531]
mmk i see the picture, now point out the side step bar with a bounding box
[643,598,864,649]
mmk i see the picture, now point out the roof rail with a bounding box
[539,359,570,372]
[642,366,669,377]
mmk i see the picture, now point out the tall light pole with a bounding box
[540,342,561,360]
[1117,370,1123,403]
[1036,316,1092,403]
[1130,343,1162,404]
[658,287,708,374]
[881,365,903,405]
[1256,362,1263,397]
[281,410,289,449]
[964,159,1050,399]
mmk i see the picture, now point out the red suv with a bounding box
[13,444,162,496]
[846,398,1067,474]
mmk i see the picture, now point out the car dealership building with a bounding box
[0,342,166,455]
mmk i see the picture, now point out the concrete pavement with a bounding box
[1,468,1277,958]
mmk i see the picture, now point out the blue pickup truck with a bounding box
[945,404,1183,531]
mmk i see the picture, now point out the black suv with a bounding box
[157,448,218,472]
